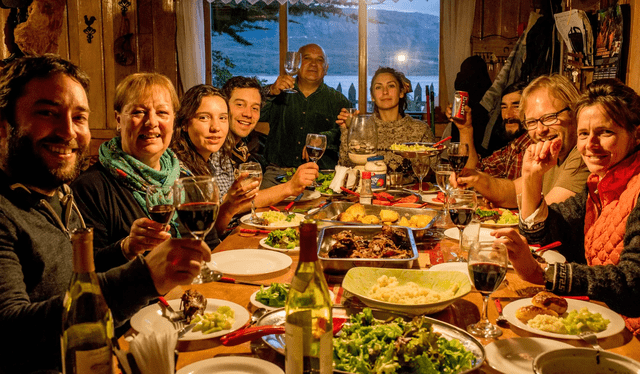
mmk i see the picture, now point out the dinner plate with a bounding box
[130,298,250,341]
[207,249,293,277]
[502,298,626,339]
[538,250,566,264]
[240,212,305,230]
[250,286,335,311]
[485,337,573,374]
[480,221,519,228]
[259,237,300,253]
[444,227,494,242]
[422,193,445,206]
[176,356,284,374]
[283,190,321,202]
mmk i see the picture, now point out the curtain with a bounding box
[177,0,206,92]
[439,0,475,109]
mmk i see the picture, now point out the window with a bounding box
[208,0,439,112]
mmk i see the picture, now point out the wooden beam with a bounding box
[279,3,288,76]
[358,0,367,113]
[204,0,212,85]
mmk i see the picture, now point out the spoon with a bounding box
[493,298,509,327]
[250,308,267,326]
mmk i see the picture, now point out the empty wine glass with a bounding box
[283,51,301,93]
[448,189,478,262]
[448,142,470,177]
[173,176,220,284]
[410,154,431,195]
[467,242,508,338]
[145,185,175,226]
[235,162,264,224]
[434,163,453,227]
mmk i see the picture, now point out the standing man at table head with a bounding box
[210,76,318,234]
[260,43,351,188]
[0,54,211,373]
[452,74,589,207]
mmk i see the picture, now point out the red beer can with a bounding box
[452,90,469,120]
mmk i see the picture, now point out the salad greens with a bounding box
[265,228,299,249]
[334,308,475,374]
[562,307,610,334]
[255,282,290,307]
[281,170,335,195]
[190,305,235,334]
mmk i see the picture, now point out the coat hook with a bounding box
[83,15,97,43]
[118,0,131,16]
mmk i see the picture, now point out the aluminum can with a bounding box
[452,90,469,120]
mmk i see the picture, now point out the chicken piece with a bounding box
[409,214,433,228]
[180,289,207,323]
[343,203,366,220]
[379,209,399,223]
[360,215,380,224]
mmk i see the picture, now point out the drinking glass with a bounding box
[448,189,477,262]
[467,242,508,338]
[173,176,220,284]
[434,163,453,227]
[448,142,470,176]
[410,154,430,194]
[235,162,263,223]
[145,185,174,226]
[283,51,301,93]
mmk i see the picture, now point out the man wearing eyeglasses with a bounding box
[453,74,589,208]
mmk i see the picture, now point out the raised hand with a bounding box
[123,217,171,258]
[522,138,562,179]
[145,238,212,294]
[269,75,296,96]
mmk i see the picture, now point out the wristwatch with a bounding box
[543,263,555,290]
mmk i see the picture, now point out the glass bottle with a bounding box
[61,228,115,374]
[285,220,333,374]
[359,171,373,205]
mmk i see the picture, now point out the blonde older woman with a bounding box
[72,73,219,271]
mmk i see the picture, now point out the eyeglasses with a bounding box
[524,107,570,130]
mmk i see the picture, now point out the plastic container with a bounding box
[365,155,387,191]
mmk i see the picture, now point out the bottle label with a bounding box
[370,173,387,191]
[285,321,333,374]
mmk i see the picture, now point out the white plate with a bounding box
[240,212,305,230]
[538,250,566,264]
[207,249,293,277]
[176,356,284,374]
[422,193,444,206]
[259,237,300,253]
[428,262,471,282]
[130,298,250,341]
[502,298,626,339]
[481,221,519,228]
[444,227,494,242]
[485,337,573,374]
[250,286,334,311]
[283,190,321,202]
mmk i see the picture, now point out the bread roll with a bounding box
[532,291,568,315]
[515,305,558,323]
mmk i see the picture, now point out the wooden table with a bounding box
[120,198,640,373]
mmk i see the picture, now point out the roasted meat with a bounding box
[180,289,207,323]
[328,227,412,259]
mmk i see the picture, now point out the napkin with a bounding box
[129,328,177,374]
[329,165,349,193]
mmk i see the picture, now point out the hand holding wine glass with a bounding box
[283,51,301,93]
[235,162,265,225]
[467,242,508,338]
[448,189,477,262]
[173,176,220,284]
[145,185,175,226]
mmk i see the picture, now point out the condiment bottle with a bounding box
[365,155,387,191]
[285,220,333,374]
[359,172,373,205]
[61,228,115,374]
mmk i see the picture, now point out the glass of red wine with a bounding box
[448,142,469,185]
[305,133,327,186]
[448,189,477,262]
[467,241,508,338]
[173,176,220,284]
[145,185,175,227]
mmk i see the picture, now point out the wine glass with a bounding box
[306,133,327,186]
[283,51,301,93]
[145,185,175,226]
[410,154,430,194]
[448,189,478,262]
[467,241,508,338]
[448,142,470,179]
[235,162,263,224]
[173,176,220,284]
[434,163,453,227]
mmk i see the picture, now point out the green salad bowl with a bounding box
[342,267,472,315]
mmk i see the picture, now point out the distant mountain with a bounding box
[213,8,439,77]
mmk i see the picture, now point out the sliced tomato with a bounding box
[376,191,395,201]
[373,199,392,206]
[435,191,446,202]
[395,195,419,204]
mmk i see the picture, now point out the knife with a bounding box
[285,192,304,213]
[177,324,194,339]
[218,276,267,287]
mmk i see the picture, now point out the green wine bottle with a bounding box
[61,228,115,374]
[285,220,333,374]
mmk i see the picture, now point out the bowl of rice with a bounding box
[241,211,305,229]
[342,267,471,315]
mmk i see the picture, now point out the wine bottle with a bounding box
[61,228,115,374]
[285,220,333,374]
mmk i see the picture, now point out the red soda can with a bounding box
[452,90,469,120]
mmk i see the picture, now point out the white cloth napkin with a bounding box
[129,329,177,374]
[329,165,349,193]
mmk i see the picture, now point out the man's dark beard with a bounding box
[502,119,526,142]
[6,127,87,190]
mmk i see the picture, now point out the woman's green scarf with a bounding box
[99,137,181,237]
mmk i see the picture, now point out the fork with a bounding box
[579,331,603,351]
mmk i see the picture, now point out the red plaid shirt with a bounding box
[478,133,533,180]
